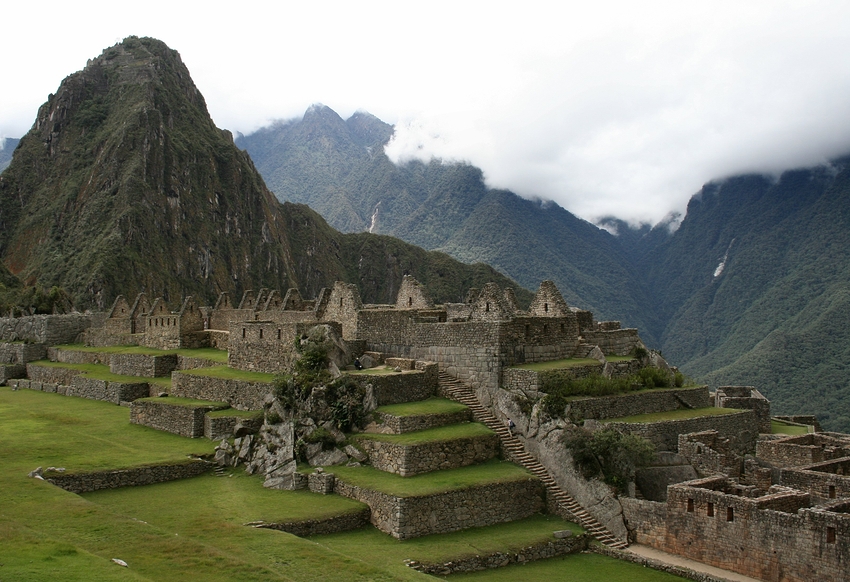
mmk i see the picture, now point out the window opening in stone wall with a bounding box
[242,328,246,339]
[726,507,734,522]
[339,298,343,307]
[687,499,694,512]
[408,297,413,306]
[486,302,490,312]
[543,324,548,333]
[560,323,564,333]
[259,329,263,339]
[829,485,836,499]
[707,502,714,517]
[277,329,281,340]
[544,303,548,312]
[525,325,530,338]
[827,527,836,544]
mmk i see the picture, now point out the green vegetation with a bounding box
[376,397,468,417]
[311,514,583,570]
[605,407,741,424]
[354,423,492,446]
[445,552,686,581]
[512,358,602,371]
[0,283,72,316]
[542,368,686,418]
[181,365,276,383]
[772,419,810,435]
[134,396,228,409]
[206,408,263,419]
[321,459,533,498]
[564,428,655,491]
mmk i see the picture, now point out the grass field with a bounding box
[27,360,173,390]
[771,419,811,435]
[511,358,603,371]
[605,407,741,424]
[179,365,276,382]
[354,423,492,446]
[376,398,468,417]
[0,387,687,581]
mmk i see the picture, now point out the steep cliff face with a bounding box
[0,37,299,307]
[0,37,529,310]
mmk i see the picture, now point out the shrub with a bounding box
[563,428,655,492]
[303,427,337,449]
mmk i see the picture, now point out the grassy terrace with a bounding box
[54,343,229,363]
[311,514,584,571]
[772,419,811,435]
[355,422,493,446]
[206,408,264,419]
[28,360,172,389]
[511,358,602,371]
[376,397,468,417]
[320,459,533,497]
[179,365,276,383]
[135,396,229,409]
[605,407,742,424]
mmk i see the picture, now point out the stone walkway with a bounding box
[627,545,760,582]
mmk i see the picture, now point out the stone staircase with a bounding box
[437,372,629,550]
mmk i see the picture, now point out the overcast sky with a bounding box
[3,1,850,225]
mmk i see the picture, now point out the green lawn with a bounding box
[54,344,228,363]
[135,396,229,409]
[179,365,276,383]
[355,423,492,446]
[605,407,742,424]
[771,419,811,435]
[445,552,686,581]
[323,459,533,497]
[376,398,468,417]
[511,358,603,371]
[207,408,264,419]
[0,387,686,581]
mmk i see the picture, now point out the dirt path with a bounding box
[627,544,761,582]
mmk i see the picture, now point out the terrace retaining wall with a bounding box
[567,386,712,421]
[357,432,499,476]
[109,354,178,377]
[359,362,438,406]
[258,508,371,537]
[67,376,149,404]
[0,342,47,364]
[44,460,210,493]
[600,410,757,453]
[171,372,271,411]
[376,408,472,434]
[131,398,229,437]
[334,477,544,539]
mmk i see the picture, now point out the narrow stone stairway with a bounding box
[438,372,629,550]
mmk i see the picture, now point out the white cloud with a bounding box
[3,1,850,224]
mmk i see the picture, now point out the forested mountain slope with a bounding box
[236,107,659,342]
[0,37,529,310]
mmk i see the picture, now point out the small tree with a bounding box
[564,428,655,492]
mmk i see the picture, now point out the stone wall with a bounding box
[44,460,210,493]
[781,457,850,503]
[621,497,667,546]
[567,386,712,421]
[204,412,263,440]
[582,328,641,356]
[26,363,83,386]
[408,533,589,576]
[757,433,850,468]
[0,364,26,384]
[130,398,229,437]
[258,507,371,537]
[0,314,99,344]
[110,353,178,377]
[48,347,109,365]
[357,432,499,476]
[171,372,272,410]
[67,376,149,405]
[362,364,437,406]
[334,477,545,539]
[227,321,324,374]
[375,408,472,434]
[665,478,850,582]
[715,386,771,434]
[601,410,757,453]
[0,342,46,364]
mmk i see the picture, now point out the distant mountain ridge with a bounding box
[0,138,19,173]
[0,37,530,310]
[239,107,850,431]
[236,107,661,343]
